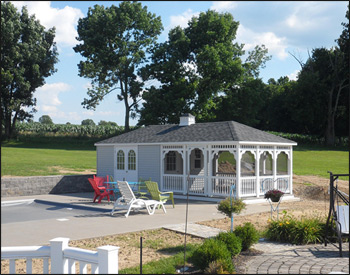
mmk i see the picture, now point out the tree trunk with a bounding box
[325,89,335,146]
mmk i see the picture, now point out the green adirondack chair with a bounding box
[145,181,175,208]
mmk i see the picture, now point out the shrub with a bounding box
[204,259,232,274]
[233,222,260,251]
[215,232,242,257]
[191,238,233,272]
[217,198,246,217]
[265,211,326,244]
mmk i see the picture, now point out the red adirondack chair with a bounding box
[88,178,113,203]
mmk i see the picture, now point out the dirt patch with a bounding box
[1,174,348,274]
[48,166,96,175]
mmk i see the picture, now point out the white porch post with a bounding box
[256,146,260,198]
[236,145,241,199]
[160,147,164,191]
[204,146,208,196]
[289,146,293,195]
[183,146,188,195]
[273,146,277,189]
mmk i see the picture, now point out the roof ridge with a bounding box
[227,121,237,140]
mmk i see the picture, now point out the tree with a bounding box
[1,2,58,139]
[39,115,53,124]
[138,10,270,125]
[81,119,95,126]
[74,1,163,132]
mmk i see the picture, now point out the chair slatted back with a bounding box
[88,178,101,194]
[337,205,349,234]
[145,181,160,200]
[117,181,136,203]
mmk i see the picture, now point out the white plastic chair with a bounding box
[110,181,166,217]
[336,205,349,234]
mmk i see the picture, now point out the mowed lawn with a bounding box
[293,147,348,178]
[1,142,348,178]
[1,147,96,177]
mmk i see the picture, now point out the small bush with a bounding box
[233,222,260,251]
[215,232,242,256]
[204,259,233,274]
[265,211,326,244]
[217,198,246,217]
[191,238,233,272]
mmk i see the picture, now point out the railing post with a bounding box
[50,237,69,274]
[98,245,120,274]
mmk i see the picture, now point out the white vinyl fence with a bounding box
[1,237,119,274]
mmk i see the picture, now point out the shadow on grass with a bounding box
[1,136,103,150]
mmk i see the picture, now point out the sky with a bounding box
[11,1,348,126]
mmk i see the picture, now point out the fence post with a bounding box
[97,245,120,274]
[50,237,69,274]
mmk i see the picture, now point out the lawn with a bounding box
[1,139,348,178]
[293,146,348,178]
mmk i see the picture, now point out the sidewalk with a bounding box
[1,192,283,246]
[2,192,348,274]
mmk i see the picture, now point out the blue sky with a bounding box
[11,1,348,126]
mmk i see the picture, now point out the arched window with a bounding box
[259,152,273,176]
[117,150,124,170]
[128,150,136,170]
[241,151,255,176]
[277,152,288,175]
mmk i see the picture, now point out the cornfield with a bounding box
[14,122,138,138]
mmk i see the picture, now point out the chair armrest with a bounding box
[160,191,173,195]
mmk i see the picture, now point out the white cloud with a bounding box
[287,69,300,81]
[210,1,237,12]
[237,24,288,60]
[284,2,331,32]
[169,9,199,29]
[35,82,71,106]
[11,1,83,47]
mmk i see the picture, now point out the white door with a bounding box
[114,146,138,182]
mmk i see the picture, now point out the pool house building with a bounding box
[95,114,297,200]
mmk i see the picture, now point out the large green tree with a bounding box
[74,1,163,132]
[1,2,58,139]
[138,10,270,126]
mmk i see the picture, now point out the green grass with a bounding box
[293,146,348,178]
[1,138,348,178]
[1,147,96,176]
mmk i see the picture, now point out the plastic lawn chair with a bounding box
[88,178,113,203]
[110,181,166,217]
[134,180,149,199]
[145,181,175,208]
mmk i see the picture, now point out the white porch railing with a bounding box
[1,238,119,274]
[163,175,291,198]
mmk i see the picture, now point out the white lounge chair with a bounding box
[336,205,349,234]
[110,181,166,217]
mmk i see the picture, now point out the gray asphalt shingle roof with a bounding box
[96,121,296,145]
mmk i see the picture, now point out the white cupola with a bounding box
[179,113,195,126]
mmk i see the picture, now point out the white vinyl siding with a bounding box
[138,145,161,183]
[96,146,114,177]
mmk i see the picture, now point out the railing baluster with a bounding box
[43,258,49,274]
[79,261,87,274]
[26,257,33,274]
[68,258,76,274]
[9,259,16,274]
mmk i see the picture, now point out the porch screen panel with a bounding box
[277,152,288,175]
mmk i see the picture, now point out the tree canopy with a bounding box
[74,1,163,132]
[138,10,270,126]
[39,115,53,124]
[1,2,58,139]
